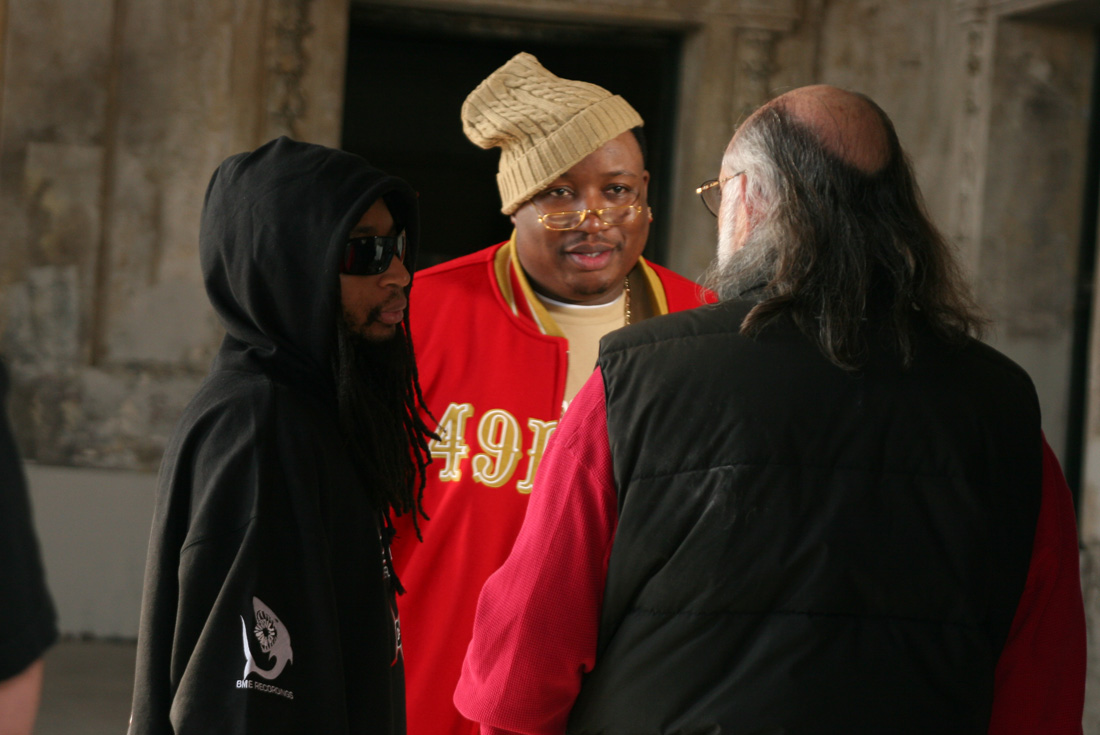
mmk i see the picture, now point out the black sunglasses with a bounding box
[339,231,407,276]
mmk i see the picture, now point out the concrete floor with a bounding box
[36,638,136,735]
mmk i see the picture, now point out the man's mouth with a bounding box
[564,243,618,271]
[373,297,407,326]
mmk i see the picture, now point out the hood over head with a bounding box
[200,137,419,389]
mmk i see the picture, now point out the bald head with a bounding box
[739,85,891,174]
[707,84,982,370]
[714,83,916,267]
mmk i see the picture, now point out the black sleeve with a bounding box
[0,361,58,680]
[130,384,396,735]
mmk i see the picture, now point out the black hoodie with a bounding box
[129,138,418,734]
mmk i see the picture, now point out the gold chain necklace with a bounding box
[624,276,631,325]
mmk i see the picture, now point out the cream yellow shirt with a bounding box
[533,292,627,403]
[494,233,663,410]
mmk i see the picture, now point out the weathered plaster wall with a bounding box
[10,1,1080,474]
[0,0,350,470]
[812,1,971,246]
[818,8,1096,723]
[804,1,1092,463]
[2,1,1098,724]
[980,18,1091,460]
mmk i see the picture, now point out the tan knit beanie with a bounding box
[462,52,644,214]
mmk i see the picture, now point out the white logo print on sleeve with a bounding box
[236,596,295,699]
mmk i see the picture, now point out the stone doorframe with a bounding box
[963,0,1100,541]
[975,1,1100,728]
[318,0,805,279]
[301,0,1097,507]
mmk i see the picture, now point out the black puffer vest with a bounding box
[569,300,1042,735]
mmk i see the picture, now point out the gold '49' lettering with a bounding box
[472,410,522,487]
[429,403,558,493]
[516,419,557,494]
[429,403,474,481]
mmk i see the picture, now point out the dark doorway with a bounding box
[342,5,682,269]
[1062,26,1100,513]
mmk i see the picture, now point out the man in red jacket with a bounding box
[391,52,710,735]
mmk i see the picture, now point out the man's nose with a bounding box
[380,254,411,287]
[576,208,608,233]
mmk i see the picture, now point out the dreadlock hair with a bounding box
[332,312,438,542]
[718,95,987,371]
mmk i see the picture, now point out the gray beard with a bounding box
[702,234,779,302]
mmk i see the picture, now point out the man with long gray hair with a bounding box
[453,85,1086,734]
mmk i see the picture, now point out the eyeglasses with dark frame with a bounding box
[695,172,745,217]
[339,231,407,276]
[532,197,645,232]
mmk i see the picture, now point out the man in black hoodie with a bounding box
[129,137,435,734]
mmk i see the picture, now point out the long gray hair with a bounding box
[706,96,986,370]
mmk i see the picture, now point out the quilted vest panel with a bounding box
[570,300,1042,735]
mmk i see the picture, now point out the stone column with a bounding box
[733,28,779,126]
[0,0,8,142]
[262,0,349,145]
[667,6,796,280]
[957,2,1097,727]
[951,0,996,280]
[666,18,740,279]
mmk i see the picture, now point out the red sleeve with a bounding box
[987,435,1085,734]
[453,369,617,735]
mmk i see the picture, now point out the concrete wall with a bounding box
[980,16,1091,458]
[0,0,351,470]
[3,0,1098,725]
[4,3,1087,467]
